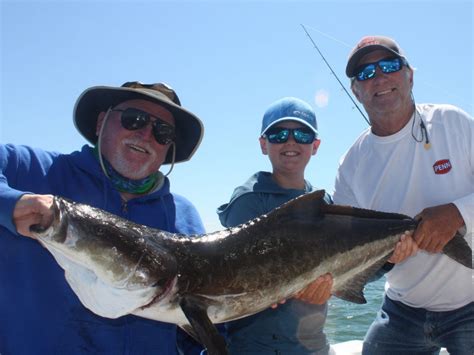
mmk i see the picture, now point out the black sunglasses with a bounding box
[112,107,176,145]
[263,126,316,144]
[354,57,407,81]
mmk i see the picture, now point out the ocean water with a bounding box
[325,279,385,343]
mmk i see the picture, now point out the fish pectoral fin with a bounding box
[179,295,228,355]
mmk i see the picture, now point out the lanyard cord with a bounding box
[410,97,431,150]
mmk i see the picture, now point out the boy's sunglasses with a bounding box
[263,126,316,144]
[112,107,176,145]
[354,57,407,81]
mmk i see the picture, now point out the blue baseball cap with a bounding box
[260,97,318,137]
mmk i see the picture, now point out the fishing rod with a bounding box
[300,24,370,125]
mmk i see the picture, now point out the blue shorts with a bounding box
[362,296,474,355]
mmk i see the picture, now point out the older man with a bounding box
[334,36,473,354]
[0,82,205,354]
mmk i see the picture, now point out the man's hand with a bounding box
[293,273,333,305]
[270,274,333,309]
[13,194,54,238]
[414,203,465,253]
[387,232,418,264]
[270,299,286,309]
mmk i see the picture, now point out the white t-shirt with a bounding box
[333,103,473,311]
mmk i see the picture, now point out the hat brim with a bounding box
[73,86,203,164]
[261,117,318,137]
[345,45,403,77]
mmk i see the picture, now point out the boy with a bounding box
[217,97,333,354]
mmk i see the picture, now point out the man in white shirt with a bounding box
[333,35,473,354]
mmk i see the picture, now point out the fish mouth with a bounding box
[30,198,63,241]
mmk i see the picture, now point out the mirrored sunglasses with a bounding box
[264,126,316,144]
[354,57,407,81]
[112,107,176,145]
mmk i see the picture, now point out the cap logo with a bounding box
[293,110,312,120]
[357,36,380,49]
[433,159,452,174]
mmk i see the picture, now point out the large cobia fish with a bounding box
[30,190,472,355]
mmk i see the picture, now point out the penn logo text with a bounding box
[433,159,452,174]
[358,36,378,48]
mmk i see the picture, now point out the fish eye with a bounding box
[95,227,105,235]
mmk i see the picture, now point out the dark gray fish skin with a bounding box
[30,190,473,355]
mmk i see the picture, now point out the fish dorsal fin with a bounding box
[269,189,413,223]
[269,189,327,221]
[320,204,412,221]
[179,295,228,355]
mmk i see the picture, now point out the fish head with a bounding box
[31,196,178,297]
[29,196,68,242]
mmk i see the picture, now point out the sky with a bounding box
[1,0,472,232]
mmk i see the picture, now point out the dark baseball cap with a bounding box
[346,36,407,77]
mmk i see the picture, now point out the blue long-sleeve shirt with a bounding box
[0,144,205,355]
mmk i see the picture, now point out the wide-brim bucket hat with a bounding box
[73,81,204,164]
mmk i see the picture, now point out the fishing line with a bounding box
[301,25,353,49]
[300,24,370,125]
